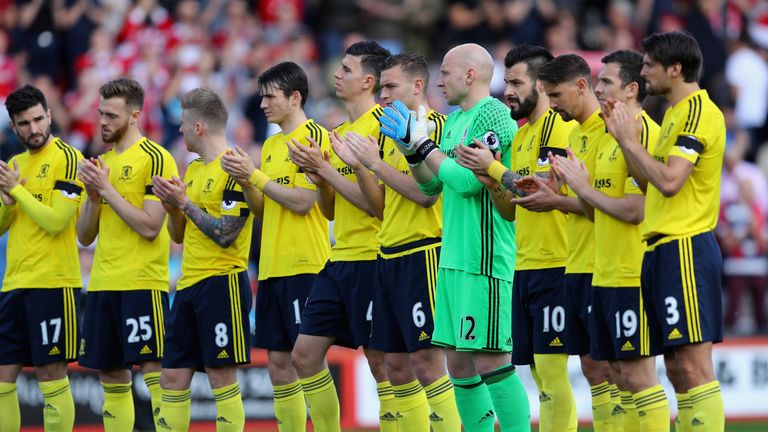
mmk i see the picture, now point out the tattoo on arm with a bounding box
[500,171,527,197]
[182,201,248,248]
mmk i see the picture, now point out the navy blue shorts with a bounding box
[79,290,168,369]
[253,273,317,351]
[511,267,567,365]
[641,232,723,348]
[300,260,376,349]
[369,239,440,353]
[0,288,80,366]
[589,286,661,361]
[564,273,592,356]
[163,272,252,369]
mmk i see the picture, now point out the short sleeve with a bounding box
[624,175,643,196]
[144,147,179,202]
[52,147,84,203]
[668,134,702,165]
[221,177,249,217]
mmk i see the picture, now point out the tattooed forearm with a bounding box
[500,171,527,197]
[182,201,247,248]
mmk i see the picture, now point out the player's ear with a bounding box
[413,77,425,95]
[362,74,375,92]
[668,62,683,79]
[576,77,588,93]
[626,81,639,101]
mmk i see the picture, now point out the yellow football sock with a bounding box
[213,382,244,431]
[377,380,399,431]
[424,375,461,431]
[621,390,640,432]
[393,380,430,431]
[273,380,306,432]
[156,388,191,431]
[590,381,613,431]
[102,382,134,432]
[143,372,162,424]
[301,368,340,432]
[610,384,624,432]
[634,385,670,432]
[674,392,691,432]
[688,381,723,431]
[39,377,75,432]
[534,353,577,431]
[0,382,20,432]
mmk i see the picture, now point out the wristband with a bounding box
[415,139,439,161]
[404,154,422,166]
[248,169,270,190]
[486,160,508,183]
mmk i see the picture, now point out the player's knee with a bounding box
[410,349,445,383]
[385,353,409,375]
[34,362,67,382]
[290,344,320,376]
[580,356,610,386]
[160,369,192,390]
[364,349,389,381]
[99,368,132,384]
[206,367,238,389]
[670,350,715,387]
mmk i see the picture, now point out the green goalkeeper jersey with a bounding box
[419,96,518,281]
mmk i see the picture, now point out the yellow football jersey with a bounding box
[177,153,254,290]
[511,109,576,270]
[259,119,331,280]
[565,110,605,275]
[330,104,383,261]
[2,138,83,291]
[89,138,179,292]
[644,90,726,241]
[592,112,660,287]
[377,110,445,248]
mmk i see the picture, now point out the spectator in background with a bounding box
[445,0,505,49]
[718,108,768,334]
[14,0,58,80]
[502,0,555,47]
[725,28,768,162]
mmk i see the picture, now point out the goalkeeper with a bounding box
[380,43,530,431]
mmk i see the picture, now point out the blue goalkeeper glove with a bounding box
[380,101,432,154]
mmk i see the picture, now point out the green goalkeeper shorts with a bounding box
[432,268,513,352]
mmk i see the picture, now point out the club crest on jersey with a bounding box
[580,136,588,154]
[203,178,214,194]
[119,166,132,181]
[37,164,50,178]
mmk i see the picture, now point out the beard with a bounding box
[646,80,670,96]
[554,108,574,122]
[20,126,51,150]
[101,120,129,144]
[509,88,539,121]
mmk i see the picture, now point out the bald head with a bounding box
[445,44,495,84]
